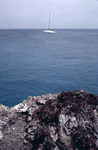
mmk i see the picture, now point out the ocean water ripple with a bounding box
[0,29,98,106]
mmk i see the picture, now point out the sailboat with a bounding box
[44,12,55,33]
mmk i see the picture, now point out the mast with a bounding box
[48,12,51,30]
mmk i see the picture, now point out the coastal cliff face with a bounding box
[0,90,98,150]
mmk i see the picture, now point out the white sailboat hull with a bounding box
[44,12,55,34]
[44,30,55,33]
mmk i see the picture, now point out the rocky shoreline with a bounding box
[0,90,98,150]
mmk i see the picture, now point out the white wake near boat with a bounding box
[43,12,55,34]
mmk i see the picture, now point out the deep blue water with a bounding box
[0,29,98,107]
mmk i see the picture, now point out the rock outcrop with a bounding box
[0,90,98,150]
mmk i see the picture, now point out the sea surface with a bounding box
[0,29,98,107]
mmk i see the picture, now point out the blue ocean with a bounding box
[0,29,98,107]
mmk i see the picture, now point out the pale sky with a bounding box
[0,0,98,29]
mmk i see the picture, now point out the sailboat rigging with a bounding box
[44,12,55,33]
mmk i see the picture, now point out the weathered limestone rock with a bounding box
[0,90,98,150]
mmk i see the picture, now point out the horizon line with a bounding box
[0,28,98,30]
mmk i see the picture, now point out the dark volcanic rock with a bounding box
[0,90,98,150]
